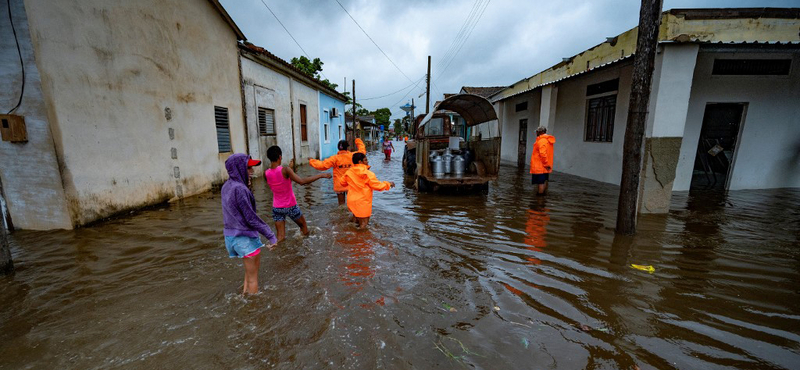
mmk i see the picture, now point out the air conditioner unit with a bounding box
[330,107,339,118]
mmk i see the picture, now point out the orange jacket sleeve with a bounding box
[338,172,349,189]
[538,140,549,169]
[355,138,366,154]
[366,171,391,191]
[309,156,336,171]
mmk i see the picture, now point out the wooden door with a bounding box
[518,119,528,167]
[300,104,308,141]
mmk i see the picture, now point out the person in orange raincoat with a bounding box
[530,126,556,195]
[309,138,366,205]
[339,153,395,228]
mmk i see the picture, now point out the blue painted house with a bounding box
[318,92,347,158]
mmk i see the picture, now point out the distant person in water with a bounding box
[309,137,366,205]
[221,154,277,295]
[382,139,395,160]
[530,126,556,195]
[265,146,330,242]
[339,152,395,228]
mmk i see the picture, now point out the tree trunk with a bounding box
[615,0,663,235]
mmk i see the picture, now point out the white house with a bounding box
[492,8,800,213]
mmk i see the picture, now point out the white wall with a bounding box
[551,63,634,184]
[498,90,540,167]
[292,80,320,161]
[241,56,293,164]
[674,50,800,191]
[0,0,72,230]
[23,0,246,225]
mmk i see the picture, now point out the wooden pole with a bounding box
[615,0,663,235]
[351,79,356,145]
[0,178,13,275]
[425,55,431,114]
[411,98,415,137]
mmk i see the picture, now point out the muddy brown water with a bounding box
[2,142,799,369]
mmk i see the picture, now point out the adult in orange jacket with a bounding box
[339,153,395,228]
[309,138,366,205]
[530,126,555,195]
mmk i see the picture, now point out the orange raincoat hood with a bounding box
[338,164,392,218]
[530,134,555,174]
[309,138,366,192]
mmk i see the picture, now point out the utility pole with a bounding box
[615,0,663,235]
[425,55,431,114]
[351,79,356,146]
[0,178,13,275]
[411,98,415,137]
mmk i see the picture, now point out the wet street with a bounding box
[1,142,799,369]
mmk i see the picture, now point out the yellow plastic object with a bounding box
[631,264,655,273]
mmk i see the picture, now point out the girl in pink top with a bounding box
[265,146,330,242]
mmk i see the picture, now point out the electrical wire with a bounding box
[434,0,483,73]
[436,0,490,83]
[359,75,424,101]
[389,76,427,115]
[332,0,414,84]
[6,0,25,114]
[258,0,329,81]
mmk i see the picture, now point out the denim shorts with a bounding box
[272,204,303,222]
[224,236,264,258]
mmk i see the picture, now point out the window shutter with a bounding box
[214,106,231,152]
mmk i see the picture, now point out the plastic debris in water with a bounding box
[630,264,655,273]
[522,337,529,349]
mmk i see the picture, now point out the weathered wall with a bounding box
[292,80,320,161]
[674,48,800,191]
[241,56,293,165]
[498,90,540,167]
[319,92,345,159]
[550,62,634,185]
[0,0,72,230]
[23,0,246,226]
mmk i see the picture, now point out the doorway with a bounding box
[690,103,746,190]
[518,119,528,167]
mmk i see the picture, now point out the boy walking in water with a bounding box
[221,154,277,295]
[309,138,366,205]
[339,152,395,228]
[265,146,330,242]
[530,126,556,195]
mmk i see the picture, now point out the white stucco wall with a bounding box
[23,0,246,225]
[241,56,293,164]
[498,90,540,167]
[551,62,634,185]
[292,80,320,161]
[674,50,800,191]
[0,0,72,230]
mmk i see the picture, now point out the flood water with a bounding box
[2,142,799,369]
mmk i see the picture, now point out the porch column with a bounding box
[538,85,558,130]
[639,44,699,213]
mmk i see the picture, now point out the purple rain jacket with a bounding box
[221,153,277,245]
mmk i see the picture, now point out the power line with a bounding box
[436,0,490,82]
[434,0,483,73]
[389,76,427,115]
[332,0,414,84]
[258,0,329,81]
[6,0,25,114]
[360,75,425,101]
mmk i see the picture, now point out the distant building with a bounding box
[319,92,346,159]
[491,8,800,213]
[0,0,247,230]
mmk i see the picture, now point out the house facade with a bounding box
[492,8,800,213]
[0,0,247,230]
[319,92,346,158]
[239,43,347,167]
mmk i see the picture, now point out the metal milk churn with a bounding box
[452,154,466,176]
[430,151,445,178]
[442,150,454,174]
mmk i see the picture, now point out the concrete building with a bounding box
[0,0,247,230]
[492,8,800,213]
[319,92,346,159]
[239,42,347,166]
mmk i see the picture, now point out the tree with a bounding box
[372,108,391,127]
[393,119,403,136]
[290,56,338,90]
[355,108,370,116]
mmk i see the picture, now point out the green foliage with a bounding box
[355,108,371,116]
[372,108,392,126]
[393,119,403,135]
[290,56,338,90]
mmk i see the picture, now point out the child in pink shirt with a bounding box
[265,146,330,242]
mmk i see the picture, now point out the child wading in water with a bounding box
[266,146,331,242]
[340,152,395,228]
[221,154,277,295]
[309,138,366,205]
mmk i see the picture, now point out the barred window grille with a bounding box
[214,106,232,152]
[258,107,275,136]
[585,95,616,142]
[712,59,791,76]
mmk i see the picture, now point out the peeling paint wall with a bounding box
[22,0,246,226]
[0,0,72,230]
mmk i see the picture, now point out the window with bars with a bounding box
[712,59,791,75]
[299,104,308,141]
[515,101,528,112]
[258,107,275,136]
[584,95,616,142]
[214,106,231,152]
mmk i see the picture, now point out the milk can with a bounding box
[452,154,466,176]
[430,152,445,177]
[442,151,454,174]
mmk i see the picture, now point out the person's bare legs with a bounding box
[356,217,370,228]
[275,221,286,242]
[537,181,548,195]
[292,215,309,236]
[337,193,346,206]
[242,253,260,295]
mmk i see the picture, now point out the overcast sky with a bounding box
[221,0,797,119]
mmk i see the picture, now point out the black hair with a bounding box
[352,152,366,164]
[266,146,282,162]
[337,140,349,151]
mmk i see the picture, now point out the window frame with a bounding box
[584,92,617,143]
[299,104,308,142]
[214,106,232,153]
[257,107,276,137]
